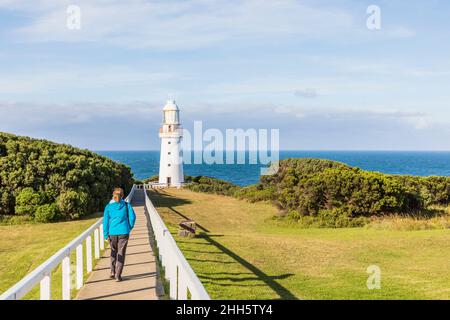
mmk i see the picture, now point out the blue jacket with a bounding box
[103,200,136,239]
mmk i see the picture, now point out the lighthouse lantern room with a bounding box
[158,100,184,187]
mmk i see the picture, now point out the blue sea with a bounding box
[97,151,450,186]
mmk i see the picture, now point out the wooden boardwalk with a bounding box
[76,189,163,300]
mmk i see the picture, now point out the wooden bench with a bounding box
[178,220,196,238]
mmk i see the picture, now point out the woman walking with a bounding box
[103,187,136,282]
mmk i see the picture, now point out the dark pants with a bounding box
[109,235,129,278]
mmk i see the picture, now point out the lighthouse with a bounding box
[158,100,184,187]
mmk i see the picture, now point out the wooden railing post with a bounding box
[169,264,178,300]
[94,228,100,259]
[86,235,92,273]
[178,269,188,300]
[76,244,83,290]
[99,224,105,250]
[40,273,51,300]
[62,256,71,300]
[159,230,167,268]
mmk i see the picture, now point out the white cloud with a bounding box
[1,100,449,150]
[0,65,177,95]
[294,88,318,98]
[5,0,358,49]
[273,104,434,130]
[202,75,392,97]
[0,101,161,127]
[1,100,430,129]
[387,26,416,38]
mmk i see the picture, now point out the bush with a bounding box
[0,188,15,215]
[57,190,89,219]
[296,212,369,228]
[143,175,159,183]
[14,188,45,216]
[186,176,239,196]
[248,158,432,219]
[0,132,133,221]
[237,158,450,226]
[234,185,276,202]
[149,158,450,228]
[34,204,59,222]
[396,175,450,206]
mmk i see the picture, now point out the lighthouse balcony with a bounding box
[160,124,182,133]
[159,132,183,138]
[159,127,183,138]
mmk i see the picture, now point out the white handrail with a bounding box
[145,182,192,190]
[125,184,136,202]
[143,186,210,300]
[0,185,137,300]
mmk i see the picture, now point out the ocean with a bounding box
[97,151,450,186]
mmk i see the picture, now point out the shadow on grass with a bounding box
[187,258,238,264]
[200,281,268,288]
[149,189,193,207]
[183,249,226,255]
[198,274,291,282]
[148,189,211,232]
[198,233,297,300]
[149,189,297,300]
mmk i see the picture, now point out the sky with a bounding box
[1,0,450,150]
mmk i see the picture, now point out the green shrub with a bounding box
[0,188,15,215]
[186,176,239,196]
[34,204,59,222]
[57,190,89,219]
[144,175,159,183]
[150,158,450,228]
[234,185,276,202]
[0,143,6,157]
[396,175,450,206]
[14,187,44,216]
[233,158,450,226]
[251,158,431,219]
[292,208,369,228]
[0,132,133,221]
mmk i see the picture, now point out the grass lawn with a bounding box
[149,188,450,300]
[0,213,103,299]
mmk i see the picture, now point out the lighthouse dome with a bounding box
[163,100,179,111]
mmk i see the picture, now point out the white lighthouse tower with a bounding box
[158,100,184,187]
